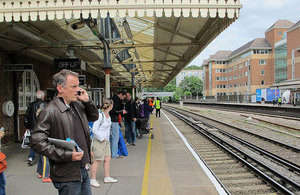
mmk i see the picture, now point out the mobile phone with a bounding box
[77,91,81,96]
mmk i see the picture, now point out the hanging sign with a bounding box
[54,59,81,69]
[3,64,33,71]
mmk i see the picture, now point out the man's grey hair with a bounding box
[36,90,45,99]
[52,69,79,90]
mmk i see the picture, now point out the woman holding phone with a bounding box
[90,99,118,188]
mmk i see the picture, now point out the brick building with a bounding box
[203,19,300,100]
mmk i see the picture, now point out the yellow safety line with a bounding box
[43,156,46,178]
[141,115,153,195]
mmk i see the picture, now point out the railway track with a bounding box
[182,102,300,121]
[163,106,300,194]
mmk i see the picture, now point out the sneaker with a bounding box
[90,179,101,188]
[125,143,130,146]
[131,143,136,146]
[104,177,118,183]
[27,158,33,166]
[42,178,52,183]
[38,174,42,178]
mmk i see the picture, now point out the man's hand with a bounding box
[133,118,137,121]
[122,110,127,114]
[72,151,84,161]
[91,151,94,159]
[77,88,89,102]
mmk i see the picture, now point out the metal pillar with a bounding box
[104,69,111,98]
[131,75,135,99]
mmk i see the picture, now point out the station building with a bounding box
[0,0,242,145]
[203,19,300,101]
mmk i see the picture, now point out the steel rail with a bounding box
[182,102,300,121]
[164,107,299,194]
[171,105,300,153]
[167,106,300,174]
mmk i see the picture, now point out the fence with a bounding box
[180,95,253,103]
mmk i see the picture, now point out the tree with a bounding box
[184,65,202,70]
[164,78,176,92]
[179,76,203,96]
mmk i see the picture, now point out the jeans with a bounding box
[0,172,5,195]
[53,167,91,195]
[28,129,35,160]
[156,109,161,118]
[125,121,136,144]
[110,122,120,158]
[37,155,50,179]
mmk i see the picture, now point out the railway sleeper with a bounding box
[218,172,256,180]
[205,159,237,165]
[227,184,275,195]
[199,153,229,158]
[209,164,245,171]
[222,177,264,187]
[201,156,233,161]
[214,168,250,175]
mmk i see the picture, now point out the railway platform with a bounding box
[3,113,222,195]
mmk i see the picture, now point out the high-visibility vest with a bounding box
[149,99,154,106]
[155,100,161,109]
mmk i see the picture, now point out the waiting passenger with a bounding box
[90,99,118,188]
[124,92,137,146]
[110,91,127,159]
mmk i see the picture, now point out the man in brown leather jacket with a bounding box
[31,69,98,195]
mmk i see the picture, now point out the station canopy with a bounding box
[0,0,242,87]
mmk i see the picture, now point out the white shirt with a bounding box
[92,112,111,142]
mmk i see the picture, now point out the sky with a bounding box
[189,0,300,66]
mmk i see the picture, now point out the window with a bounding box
[261,80,265,85]
[261,70,265,75]
[18,70,40,110]
[245,71,248,77]
[259,59,266,65]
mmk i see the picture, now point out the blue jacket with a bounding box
[144,103,153,118]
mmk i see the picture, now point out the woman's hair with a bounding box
[101,98,113,110]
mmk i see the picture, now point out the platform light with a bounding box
[123,20,133,39]
[71,21,85,30]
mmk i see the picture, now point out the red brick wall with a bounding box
[287,27,300,79]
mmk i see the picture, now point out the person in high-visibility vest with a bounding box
[154,98,161,118]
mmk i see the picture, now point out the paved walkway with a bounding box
[3,113,220,195]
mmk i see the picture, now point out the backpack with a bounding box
[89,110,105,138]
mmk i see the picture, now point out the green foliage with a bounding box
[142,76,203,101]
[184,65,202,70]
[179,76,203,96]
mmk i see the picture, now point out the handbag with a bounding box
[0,153,7,173]
[21,130,31,149]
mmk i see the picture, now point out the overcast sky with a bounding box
[189,0,300,66]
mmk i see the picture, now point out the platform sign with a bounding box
[54,58,81,69]
[78,75,86,86]
[3,64,33,71]
[256,89,262,101]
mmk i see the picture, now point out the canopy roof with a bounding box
[0,0,242,87]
